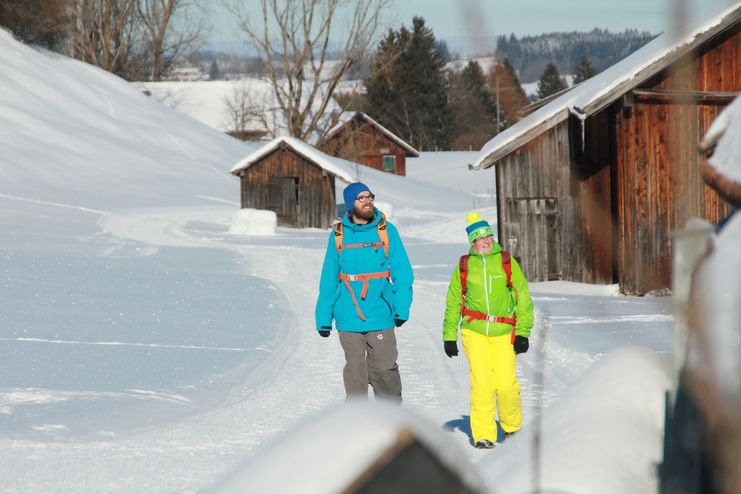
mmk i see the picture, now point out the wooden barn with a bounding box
[230,136,357,228]
[470,4,740,295]
[319,111,419,176]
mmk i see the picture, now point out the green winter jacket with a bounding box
[443,241,534,342]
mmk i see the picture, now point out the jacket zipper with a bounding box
[483,257,491,335]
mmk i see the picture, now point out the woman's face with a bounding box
[472,235,493,254]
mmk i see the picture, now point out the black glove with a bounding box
[394,318,406,327]
[514,335,529,354]
[444,341,459,358]
[319,327,331,338]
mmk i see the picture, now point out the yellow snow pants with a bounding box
[461,329,522,443]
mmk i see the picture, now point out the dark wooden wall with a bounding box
[237,146,337,228]
[614,27,738,294]
[320,120,408,175]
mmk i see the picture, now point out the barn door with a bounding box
[505,197,560,281]
[267,176,299,225]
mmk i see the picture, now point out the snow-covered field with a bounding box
[0,28,679,493]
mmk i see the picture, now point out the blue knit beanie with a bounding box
[343,182,371,212]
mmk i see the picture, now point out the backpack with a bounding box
[333,212,391,321]
[334,212,389,257]
[458,251,519,343]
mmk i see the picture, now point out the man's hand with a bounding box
[319,327,331,338]
[444,341,459,358]
[394,318,406,327]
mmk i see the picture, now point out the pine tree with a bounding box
[209,60,221,80]
[537,62,566,99]
[488,58,528,126]
[449,60,500,150]
[365,17,453,150]
[0,0,67,50]
[573,55,597,84]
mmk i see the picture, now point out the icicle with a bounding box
[570,106,587,152]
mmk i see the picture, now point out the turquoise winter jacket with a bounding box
[315,208,413,333]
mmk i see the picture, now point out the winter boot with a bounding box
[474,439,495,449]
[502,431,517,441]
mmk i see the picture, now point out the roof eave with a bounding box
[477,107,572,169]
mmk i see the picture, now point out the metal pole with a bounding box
[670,218,713,405]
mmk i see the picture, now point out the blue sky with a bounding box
[209,0,733,54]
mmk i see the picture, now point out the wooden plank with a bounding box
[631,88,738,104]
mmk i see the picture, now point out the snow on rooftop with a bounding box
[229,135,360,184]
[472,2,741,169]
[324,111,420,157]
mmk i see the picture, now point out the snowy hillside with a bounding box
[0,27,682,494]
[0,30,253,212]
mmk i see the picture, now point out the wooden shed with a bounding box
[230,136,357,228]
[319,111,419,176]
[470,4,740,295]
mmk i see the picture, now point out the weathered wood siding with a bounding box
[614,27,739,294]
[496,116,613,285]
[320,120,408,175]
[238,146,336,228]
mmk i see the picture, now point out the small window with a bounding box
[382,155,396,171]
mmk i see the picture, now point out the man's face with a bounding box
[352,192,375,221]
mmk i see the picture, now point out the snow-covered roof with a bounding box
[471,2,741,170]
[229,135,359,184]
[702,94,741,184]
[323,111,420,157]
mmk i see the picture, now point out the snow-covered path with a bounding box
[0,205,674,492]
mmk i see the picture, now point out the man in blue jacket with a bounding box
[315,182,414,402]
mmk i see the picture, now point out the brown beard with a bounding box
[352,203,375,222]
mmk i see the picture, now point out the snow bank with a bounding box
[209,400,487,494]
[228,209,277,235]
[374,201,394,219]
[480,346,671,494]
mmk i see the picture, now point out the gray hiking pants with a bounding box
[338,328,402,403]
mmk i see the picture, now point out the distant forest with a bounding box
[496,29,657,82]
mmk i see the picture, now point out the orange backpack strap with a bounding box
[334,212,389,258]
[377,212,389,258]
[334,221,343,255]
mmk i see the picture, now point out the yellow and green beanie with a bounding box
[466,211,493,243]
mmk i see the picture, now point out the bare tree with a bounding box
[136,0,207,81]
[67,0,142,79]
[224,80,272,140]
[229,0,390,141]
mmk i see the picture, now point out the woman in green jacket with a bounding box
[443,211,534,449]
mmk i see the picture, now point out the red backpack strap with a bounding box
[501,251,519,344]
[458,254,469,311]
[501,251,513,288]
